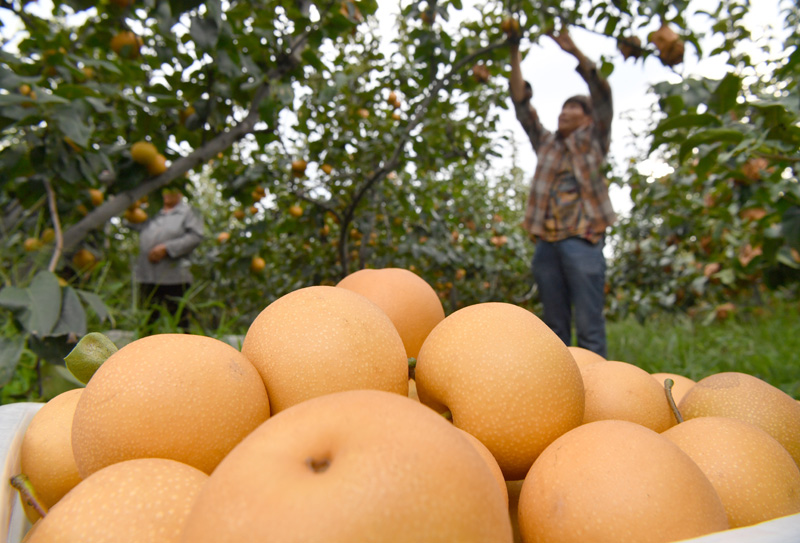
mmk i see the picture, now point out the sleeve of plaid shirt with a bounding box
[510,80,552,153]
[575,61,613,154]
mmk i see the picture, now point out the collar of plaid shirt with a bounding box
[523,124,617,241]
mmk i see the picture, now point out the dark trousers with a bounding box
[138,283,191,329]
[531,236,607,357]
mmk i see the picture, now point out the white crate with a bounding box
[1,401,798,542]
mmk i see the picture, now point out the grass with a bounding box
[606,300,800,400]
[4,279,798,404]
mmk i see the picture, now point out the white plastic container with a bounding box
[1,401,798,542]
[1,402,43,543]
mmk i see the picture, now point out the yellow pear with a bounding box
[415,302,584,480]
[518,420,729,543]
[679,372,800,467]
[581,361,675,432]
[20,389,84,522]
[241,286,408,414]
[71,333,269,477]
[180,390,512,542]
[663,416,800,528]
[26,458,207,543]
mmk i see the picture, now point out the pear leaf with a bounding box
[64,332,118,384]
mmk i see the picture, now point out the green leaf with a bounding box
[27,335,72,365]
[21,93,69,106]
[323,14,355,38]
[273,84,294,107]
[599,59,614,79]
[0,144,29,187]
[777,247,800,269]
[53,108,94,148]
[49,365,85,390]
[258,96,278,125]
[0,286,30,312]
[781,206,800,250]
[84,97,114,114]
[61,0,95,11]
[190,16,220,51]
[64,332,118,384]
[776,46,800,80]
[0,336,25,387]
[25,271,63,337]
[0,94,36,107]
[216,50,239,79]
[51,287,88,338]
[603,16,619,36]
[710,72,742,114]
[84,59,122,76]
[653,113,722,137]
[302,49,326,73]
[751,100,794,125]
[154,0,173,25]
[679,128,744,162]
[76,290,111,324]
[41,363,84,399]
[169,0,204,16]
[717,268,735,285]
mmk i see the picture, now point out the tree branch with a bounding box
[757,153,800,163]
[346,39,507,222]
[335,39,507,275]
[59,0,324,254]
[61,49,300,253]
[43,180,63,273]
[289,185,338,213]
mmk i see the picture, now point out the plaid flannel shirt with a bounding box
[514,61,617,243]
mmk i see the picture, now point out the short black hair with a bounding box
[563,95,592,116]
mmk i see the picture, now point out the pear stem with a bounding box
[408,357,416,380]
[10,474,48,518]
[441,410,452,421]
[664,378,684,423]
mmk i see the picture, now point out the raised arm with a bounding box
[509,43,528,104]
[507,41,549,152]
[548,29,594,75]
[549,28,613,151]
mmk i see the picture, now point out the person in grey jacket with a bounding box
[131,187,205,329]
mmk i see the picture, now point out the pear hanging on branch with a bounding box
[617,35,643,60]
[649,23,685,67]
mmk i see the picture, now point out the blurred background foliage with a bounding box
[1,0,798,401]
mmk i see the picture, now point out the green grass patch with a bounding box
[607,300,800,399]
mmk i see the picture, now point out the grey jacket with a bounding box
[133,201,205,285]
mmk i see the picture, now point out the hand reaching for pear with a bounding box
[547,28,579,55]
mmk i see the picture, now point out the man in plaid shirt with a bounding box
[509,28,616,357]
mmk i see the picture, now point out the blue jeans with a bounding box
[531,236,607,357]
